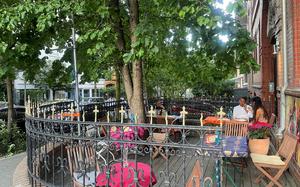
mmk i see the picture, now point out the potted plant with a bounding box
[248,123,272,155]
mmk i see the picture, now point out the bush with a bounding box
[0,121,26,157]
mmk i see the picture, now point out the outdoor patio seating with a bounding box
[149,132,169,160]
[251,132,298,187]
[222,120,248,158]
[66,144,100,187]
[221,120,249,187]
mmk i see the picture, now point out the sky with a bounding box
[216,0,233,10]
[216,0,234,42]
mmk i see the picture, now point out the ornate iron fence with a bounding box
[148,97,239,119]
[25,101,224,187]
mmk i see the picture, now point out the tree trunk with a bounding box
[115,69,121,120]
[110,0,133,103]
[122,64,133,103]
[110,0,145,122]
[128,0,145,122]
[6,78,13,141]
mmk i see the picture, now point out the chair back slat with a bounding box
[278,133,297,160]
[66,147,74,174]
[224,121,248,137]
[269,113,276,125]
[66,144,98,175]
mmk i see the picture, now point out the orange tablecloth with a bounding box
[203,116,230,125]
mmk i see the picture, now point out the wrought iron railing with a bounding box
[148,97,239,119]
[25,100,224,187]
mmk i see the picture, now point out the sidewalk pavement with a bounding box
[0,152,26,187]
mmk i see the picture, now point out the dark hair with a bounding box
[240,97,247,102]
[251,96,268,121]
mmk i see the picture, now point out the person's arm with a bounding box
[246,105,253,118]
[232,107,237,119]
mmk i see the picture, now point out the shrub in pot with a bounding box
[248,124,272,155]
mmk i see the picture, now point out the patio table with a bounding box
[222,136,248,157]
[96,161,157,187]
[147,115,181,125]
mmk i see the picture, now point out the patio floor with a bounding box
[136,153,298,187]
[46,133,299,187]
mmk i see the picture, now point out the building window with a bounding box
[83,89,89,98]
[92,89,99,97]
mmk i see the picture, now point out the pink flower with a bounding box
[249,122,272,130]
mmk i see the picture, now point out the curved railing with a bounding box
[26,100,224,187]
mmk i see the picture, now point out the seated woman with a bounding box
[250,96,272,128]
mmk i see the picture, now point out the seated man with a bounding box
[232,97,253,121]
[155,99,165,115]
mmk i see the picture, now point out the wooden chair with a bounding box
[269,113,276,125]
[148,116,180,160]
[251,132,298,187]
[149,132,168,160]
[222,121,249,169]
[66,144,100,187]
[224,120,248,137]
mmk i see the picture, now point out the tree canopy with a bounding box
[0,0,257,121]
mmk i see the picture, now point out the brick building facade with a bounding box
[247,0,300,179]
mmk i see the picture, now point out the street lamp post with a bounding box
[71,15,80,112]
[71,15,81,136]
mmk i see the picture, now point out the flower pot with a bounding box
[249,138,270,155]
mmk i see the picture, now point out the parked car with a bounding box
[88,97,105,104]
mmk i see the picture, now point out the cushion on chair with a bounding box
[73,171,99,185]
[222,136,248,157]
[250,153,285,166]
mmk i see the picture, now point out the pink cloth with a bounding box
[96,162,157,187]
[110,127,145,149]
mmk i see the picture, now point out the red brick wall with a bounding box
[260,1,275,105]
[287,0,295,85]
[292,0,300,87]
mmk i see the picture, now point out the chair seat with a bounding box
[250,153,285,166]
[73,171,99,186]
[153,133,166,143]
[222,136,248,157]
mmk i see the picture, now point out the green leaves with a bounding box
[0,42,8,53]
[197,16,211,26]
[0,0,257,99]
[123,52,133,64]
[227,0,247,17]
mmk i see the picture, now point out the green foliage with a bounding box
[0,0,258,102]
[192,80,235,97]
[227,0,247,17]
[0,122,26,156]
[249,127,271,139]
[26,89,47,102]
[101,87,116,98]
[0,0,50,83]
[36,60,72,91]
